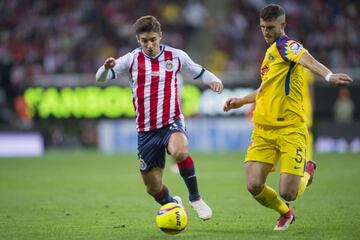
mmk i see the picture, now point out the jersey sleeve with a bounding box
[112,52,133,79]
[177,49,222,85]
[277,39,307,63]
[96,52,133,82]
[177,49,205,79]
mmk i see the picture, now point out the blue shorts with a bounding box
[137,119,186,172]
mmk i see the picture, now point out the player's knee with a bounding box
[279,190,297,201]
[172,148,189,162]
[247,181,264,196]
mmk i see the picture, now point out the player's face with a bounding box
[260,18,285,44]
[137,32,162,57]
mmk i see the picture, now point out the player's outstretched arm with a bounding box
[177,50,223,93]
[223,87,260,112]
[96,57,116,82]
[299,51,353,86]
[199,70,223,94]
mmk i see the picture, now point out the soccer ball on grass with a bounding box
[156,202,188,235]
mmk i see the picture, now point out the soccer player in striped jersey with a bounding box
[96,15,223,220]
[223,4,352,230]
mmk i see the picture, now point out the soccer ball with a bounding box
[156,202,188,235]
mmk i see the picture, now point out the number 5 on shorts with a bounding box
[295,147,304,163]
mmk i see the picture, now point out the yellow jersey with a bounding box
[302,68,314,128]
[253,35,308,127]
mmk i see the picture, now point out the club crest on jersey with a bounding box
[139,157,147,171]
[165,60,173,70]
[289,41,302,55]
[268,53,275,61]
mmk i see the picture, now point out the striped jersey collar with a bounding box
[141,44,165,59]
[275,35,288,44]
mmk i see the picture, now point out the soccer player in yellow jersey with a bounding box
[300,68,316,193]
[223,4,352,231]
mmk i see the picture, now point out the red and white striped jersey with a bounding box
[98,45,206,132]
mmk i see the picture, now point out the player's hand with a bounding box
[104,57,116,70]
[210,82,223,94]
[223,98,243,112]
[329,73,353,87]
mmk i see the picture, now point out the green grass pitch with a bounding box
[1,151,360,239]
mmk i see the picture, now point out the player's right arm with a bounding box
[96,53,132,82]
[299,51,353,86]
[223,86,261,112]
[96,57,116,82]
[177,49,223,94]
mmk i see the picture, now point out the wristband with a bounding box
[325,72,332,82]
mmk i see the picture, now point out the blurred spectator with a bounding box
[182,0,208,31]
[333,87,355,124]
[0,42,15,126]
[0,0,358,86]
[0,0,358,148]
[223,0,359,73]
[161,2,181,25]
[80,120,98,147]
[0,0,192,86]
[14,95,33,128]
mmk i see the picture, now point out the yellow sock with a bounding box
[254,185,289,215]
[297,172,311,197]
[307,131,314,162]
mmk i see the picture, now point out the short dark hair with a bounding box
[260,4,285,21]
[134,15,161,35]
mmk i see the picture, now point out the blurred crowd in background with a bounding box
[1,0,359,83]
[0,0,359,148]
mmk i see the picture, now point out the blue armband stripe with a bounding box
[194,68,205,80]
[110,69,115,79]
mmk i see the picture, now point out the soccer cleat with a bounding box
[273,207,295,231]
[173,196,183,206]
[305,160,317,186]
[189,198,212,220]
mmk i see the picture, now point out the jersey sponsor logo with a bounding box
[139,157,147,171]
[165,60,173,70]
[289,41,302,55]
[151,71,160,76]
[260,65,270,77]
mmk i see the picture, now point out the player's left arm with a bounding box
[223,86,260,112]
[178,50,223,93]
[299,51,353,86]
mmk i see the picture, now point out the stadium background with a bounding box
[1,1,360,239]
[0,0,359,155]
